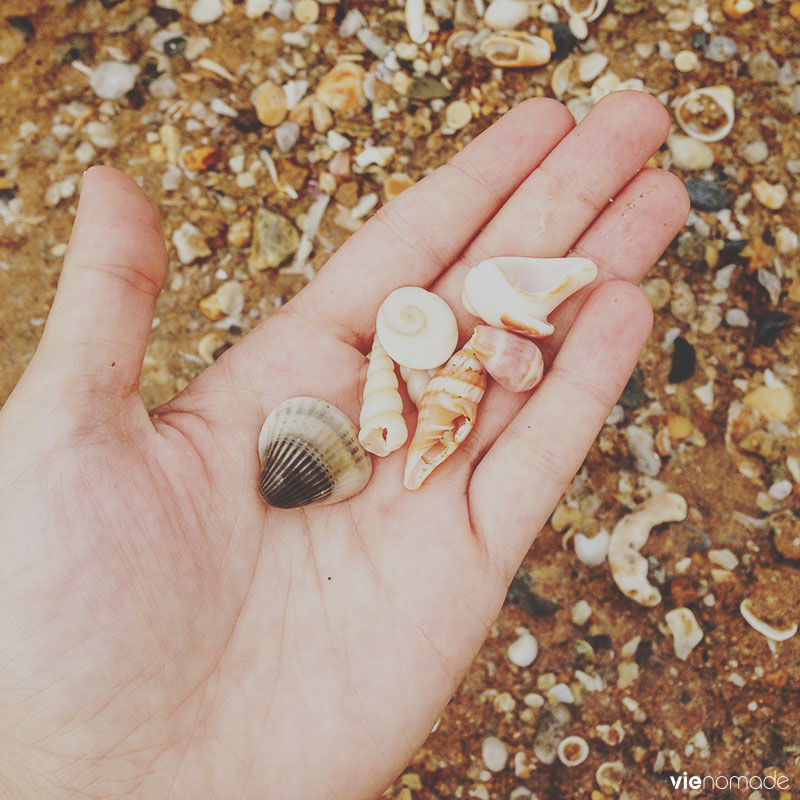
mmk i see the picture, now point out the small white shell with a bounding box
[675,85,735,143]
[562,0,609,21]
[484,0,530,30]
[557,736,589,767]
[596,761,624,795]
[358,337,408,456]
[462,256,598,337]
[399,364,435,408]
[258,397,372,509]
[740,598,798,642]
[480,32,552,68]
[376,286,458,370]
[405,0,428,45]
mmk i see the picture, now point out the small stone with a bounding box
[742,140,768,165]
[685,178,729,211]
[755,311,790,346]
[641,277,671,310]
[227,217,252,248]
[552,23,577,58]
[775,227,798,254]
[189,0,224,24]
[482,737,508,772]
[85,120,118,149]
[181,146,220,172]
[275,120,300,152]
[667,414,692,439]
[245,0,272,18]
[172,222,210,264]
[408,76,451,101]
[722,0,754,19]
[249,208,299,270]
[484,0,530,30]
[670,280,696,322]
[725,308,749,327]
[571,600,592,625]
[748,50,780,83]
[698,305,722,334]
[253,82,288,127]
[617,662,639,690]
[618,366,649,410]
[311,99,333,133]
[625,425,661,476]
[444,100,472,131]
[89,61,140,100]
[752,179,788,210]
[315,62,366,112]
[674,50,698,72]
[709,548,739,570]
[743,384,795,422]
[384,172,415,202]
[705,35,737,63]
[294,0,319,24]
[199,292,225,321]
[665,608,703,660]
[508,633,538,667]
[667,135,714,171]
[574,529,610,565]
[668,336,696,383]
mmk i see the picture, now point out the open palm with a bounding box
[0,92,688,799]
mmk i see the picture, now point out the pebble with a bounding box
[245,0,272,18]
[408,76,451,101]
[89,61,140,100]
[748,50,780,83]
[227,217,252,248]
[85,120,117,149]
[315,62,366,112]
[722,0,754,19]
[533,704,572,765]
[619,366,649,410]
[725,308,749,327]
[189,0,224,24]
[668,336,696,383]
[172,221,210,264]
[482,737,508,772]
[249,208,299,270]
[685,178,729,211]
[484,0,530,30]
[384,172,415,202]
[665,607,703,660]
[670,280,696,323]
[626,425,661,476]
[705,35,738,63]
[275,120,300,152]
[742,140,768,165]
[674,50,698,72]
[552,23,577,58]
[444,99,472,130]
[641,277,671,309]
[743,383,795,422]
[667,135,714,171]
[709,548,739,570]
[181,146,220,172]
[574,529,610,565]
[752,179,788,210]
[253,82,288,127]
[508,633,538,667]
[578,52,608,83]
[775,227,798,254]
[571,600,592,625]
[198,332,225,364]
[293,0,319,24]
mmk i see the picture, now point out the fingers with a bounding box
[35,167,168,406]
[470,281,653,580]
[289,98,575,349]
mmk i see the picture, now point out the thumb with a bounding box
[34,166,168,409]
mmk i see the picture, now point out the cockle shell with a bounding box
[404,347,487,491]
[376,286,459,370]
[480,32,551,69]
[468,325,544,392]
[399,364,435,408]
[674,85,735,143]
[358,337,408,456]
[257,397,372,509]
[461,256,598,337]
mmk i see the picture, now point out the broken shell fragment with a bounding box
[562,0,609,21]
[376,286,459,370]
[462,256,598,337]
[257,397,372,509]
[468,325,544,392]
[740,598,798,642]
[665,607,704,660]
[404,346,487,490]
[480,32,552,69]
[399,364,435,408]
[675,86,735,143]
[359,337,408,457]
[608,493,688,606]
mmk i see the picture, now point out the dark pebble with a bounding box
[408,76,451,101]
[164,36,186,56]
[691,32,707,51]
[100,0,124,7]
[588,633,612,651]
[634,639,654,665]
[7,15,35,41]
[505,569,559,617]
[54,33,94,64]
[233,108,263,133]
[755,310,790,346]
[552,23,578,58]
[150,6,181,26]
[719,238,749,262]
[619,366,649,410]
[668,336,696,383]
[676,233,707,270]
[212,342,233,361]
[0,184,19,202]
[685,178,730,211]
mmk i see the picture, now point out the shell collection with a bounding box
[257,256,596,508]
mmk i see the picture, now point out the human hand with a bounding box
[0,91,688,799]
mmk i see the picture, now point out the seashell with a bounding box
[461,256,598,337]
[399,364,435,408]
[405,0,428,44]
[257,397,372,509]
[376,286,459,370]
[739,598,798,642]
[557,736,590,767]
[404,346,487,490]
[551,55,575,98]
[480,32,551,68]
[484,0,530,30]
[468,325,544,392]
[664,607,703,660]
[358,338,408,456]
[562,0,609,22]
[674,85,735,143]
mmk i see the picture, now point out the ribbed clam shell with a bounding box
[257,397,372,509]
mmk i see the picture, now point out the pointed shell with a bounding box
[359,338,408,456]
[469,325,544,392]
[257,397,372,509]
[480,32,551,68]
[674,85,735,143]
[404,347,487,490]
[461,256,598,337]
[376,286,459,370]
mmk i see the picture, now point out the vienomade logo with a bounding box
[669,772,791,793]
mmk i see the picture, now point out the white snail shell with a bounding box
[376,286,459,370]
[674,85,735,143]
[399,365,435,408]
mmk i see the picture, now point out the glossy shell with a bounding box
[257,397,372,509]
[359,337,408,456]
[376,286,459,370]
[469,325,544,392]
[461,256,598,337]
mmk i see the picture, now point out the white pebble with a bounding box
[327,130,351,152]
[89,61,140,101]
[578,52,608,83]
[665,607,703,660]
[275,121,300,152]
[85,120,118,149]
[350,192,378,220]
[742,140,768,165]
[482,736,508,772]
[74,141,95,163]
[338,8,366,37]
[725,308,749,327]
[484,0,530,30]
[539,3,558,23]
[768,479,792,500]
[547,683,575,704]
[571,599,592,625]
[508,633,538,667]
[190,0,224,24]
[775,226,798,254]
[574,528,610,566]
[172,221,210,264]
[666,134,714,170]
[245,0,272,17]
[708,548,738,570]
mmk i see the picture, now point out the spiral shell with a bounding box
[257,397,372,509]
[462,256,598,337]
[675,85,735,143]
[468,325,544,392]
[358,337,408,457]
[376,286,459,370]
[404,346,487,490]
[399,365,435,408]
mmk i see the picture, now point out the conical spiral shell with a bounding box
[257,397,372,509]
[358,337,408,457]
[404,346,487,490]
[461,256,597,337]
[469,325,544,393]
[399,365,435,408]
[376,286,459,370]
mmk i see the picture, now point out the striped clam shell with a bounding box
[257,397,372,509]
